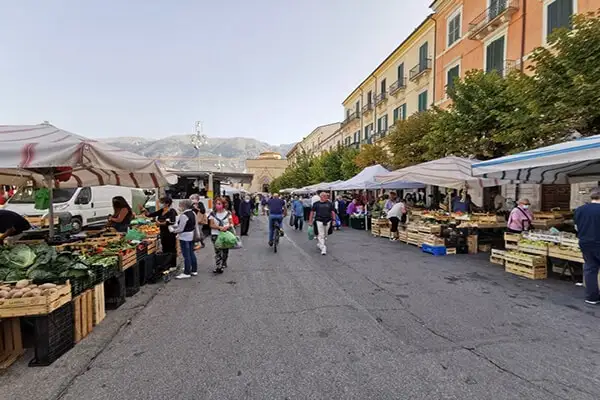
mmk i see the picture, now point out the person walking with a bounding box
[386,197,406,241]
[189,194,207,248]
[506,198,533,234]
[239,195,252,236]
[267,193,286,247]
[574,188,600,305]
[302,195,312,221]
[309,192,336,255]
[292,195,304,231]
[208,197,234,274]
[169,199,199,279]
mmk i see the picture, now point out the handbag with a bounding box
[232,213,240,226]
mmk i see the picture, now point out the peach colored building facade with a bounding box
[432,0,598,107]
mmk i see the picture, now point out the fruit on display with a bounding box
[519,239,548,248]
[135,225,160,236]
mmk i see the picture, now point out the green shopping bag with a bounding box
[215,230,238,249]
[253,208,259,216]
[307,226,315,241]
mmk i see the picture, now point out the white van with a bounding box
[4,185,146,232]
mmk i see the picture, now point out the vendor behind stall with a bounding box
[141,196,177,265]
[0,209,31,245]
[108,196,133,233]
[507,198,533,233]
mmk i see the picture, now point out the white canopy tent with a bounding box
[303,180,344,192]
[332,164,424,191]
[472,135,600,184]
[376,156,506,189]
[0,124,175,189]
[0,123,176,235]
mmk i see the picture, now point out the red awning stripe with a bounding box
[87,168,105,186]
[20,143,36,168]
[0,126,47,135]
[150,173,159,188]
[129,173,140,188]
[112,171,121,186]
[0,129,61,142]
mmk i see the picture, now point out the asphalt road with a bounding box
[3,216,600,399]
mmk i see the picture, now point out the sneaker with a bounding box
[213,267,224,274]
[585,299,600,305]
[191,272,198,276]
[321,248,327,255]
[175,273,191,279]
[269,241,273,247]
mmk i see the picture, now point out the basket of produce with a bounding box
[517,239,549,256]
[0,280,72,318]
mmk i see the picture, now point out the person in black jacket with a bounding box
[189,194,206,247]
[141,196,177,269]
[239,194,253,236]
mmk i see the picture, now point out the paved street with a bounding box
[3,216,600,400]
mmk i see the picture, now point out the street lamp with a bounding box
[214,153,224,171]
[190,121,208,171]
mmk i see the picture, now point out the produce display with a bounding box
[0,280,64,300]
[135,225,160,236]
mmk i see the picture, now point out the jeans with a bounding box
[581,244,600,301]
[269,214,283,242]
[179,240,198,275]
[293,215,303,230]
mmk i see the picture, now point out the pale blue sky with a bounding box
[0,1,430,144]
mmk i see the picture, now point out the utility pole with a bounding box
[191,121,208,171]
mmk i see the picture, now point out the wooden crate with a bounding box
[398,231,408,242]
[446,247,457,255]
[533,219,564,228]
[517,242,549,256]
[418,225,442,234]
[0,283,72,318]
[379,227,392,238]
[548,246,584,264]
[503,252,546,267]
[0,318,23,369]
[504,232,521,242]
[92,283,106,326]
[120,249,137,271]
[505,262,547,280]
[472,213,504,223]
[422,234,445,247]
[491,249,507,258]
[478,244,492,253]
[490,256,505,266]
[467,235,478,255]
[73,289,94,343]
[559,235,579,248]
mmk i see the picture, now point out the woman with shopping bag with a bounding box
[208,197,235,274]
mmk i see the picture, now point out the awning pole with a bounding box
[46,175,55,238]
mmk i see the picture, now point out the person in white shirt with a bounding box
[169,199,199,279]
[386,199,406,241]
[311,192,321,206]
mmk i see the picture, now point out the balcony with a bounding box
[389,79,407,96]
[341,111,360,128]
[487,59,518,77]
[469,0,519,40]
[409,59,432,81]
[361,137,373,146]
[374,92,387,107]
[362,102,374,115]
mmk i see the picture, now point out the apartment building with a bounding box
[338,17,436,149]
[432,0,597,107]
[286,122,341,163]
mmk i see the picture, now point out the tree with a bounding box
[339,147,360,179]
[354,144,391,169]
[387,111,436,168]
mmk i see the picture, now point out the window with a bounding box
[446,64,460,91]
[354,130,360,143]
[546,0,574,37]
[364,123,373,140]
[346,109,351,119]
[447,8,461,47]
[418,91,428,112]
[485,35,505,74]
[419,42,429,71]
[355,100,360,115]
[393,104,407,122]
[380,79,387,94]
[367,91,372,104]
[378,115,388,134]
[397,63,404,81]
[490,0,508,20]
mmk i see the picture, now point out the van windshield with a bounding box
[10,188,77,204]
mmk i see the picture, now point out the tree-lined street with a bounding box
[3,216,599,400]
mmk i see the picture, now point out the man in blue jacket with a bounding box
[239,195,253,236]
[292,195,305,231]
[575,187,600,305]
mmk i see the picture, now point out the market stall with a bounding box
[0,124,175,369]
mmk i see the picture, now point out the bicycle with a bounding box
[272,219,282,253]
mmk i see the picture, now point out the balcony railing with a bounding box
[469,0,519,40]
[374,92,387,106]
[361,137,373,146]
[389,78,407,96]
[487,59,517,77]
[341,111,360,127]
[362,102,374,114]
[409,59,432,81]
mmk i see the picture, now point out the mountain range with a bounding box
[102,135,295,172]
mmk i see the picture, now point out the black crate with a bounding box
[136,243,148,261]
[125,263,140,297]
[155,252,176,272]
[104,272,126,310]
[90,264,110,285]
[138,256,148,286]
[27,302,74,367]
[70,277,93,297]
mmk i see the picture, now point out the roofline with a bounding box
[341,15,435,106]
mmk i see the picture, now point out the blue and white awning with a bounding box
[472,135,600,184]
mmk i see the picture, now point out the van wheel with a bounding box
[71,217,82,233]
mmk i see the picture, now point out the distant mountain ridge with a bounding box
[101,135,294,172]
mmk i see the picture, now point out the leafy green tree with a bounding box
[387,111,436,168]
[354,144,391,169]
[340,147,360,179]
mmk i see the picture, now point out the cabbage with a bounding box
[8,244,36,269]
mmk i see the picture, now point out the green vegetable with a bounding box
[28,269,59,282]
[5,270,27,281]
[8,244,36,269]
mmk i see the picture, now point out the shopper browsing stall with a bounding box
[507,198,533,233]
[574,187,600,305]
[169,199,199,279]
[386,198,406,241]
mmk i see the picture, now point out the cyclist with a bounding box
[267,193,286,247]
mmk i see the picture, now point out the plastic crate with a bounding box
[27,302,74,366]
[138,256,149,287]
[421,243,447,256]
[144,254,156,283]
[70,277,93,297]
[104,272,126,310]
[90,264,109,286]
[125,263,140,297]
[136,243,148,261]
[155,252,176,272]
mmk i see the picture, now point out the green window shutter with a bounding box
[418,91,428,112]
[401,104,407,120]
[557,0,573,30]
[419,42,428,70]
[383,115,388,131]
[393,107,399,123]
[397,63,404,82]
[447,65,459,89]
[355,101,360,114]
[547,1,559,35]
[486,36,505,73]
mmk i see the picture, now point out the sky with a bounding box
[0,0,430,144]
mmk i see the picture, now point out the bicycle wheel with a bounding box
[273,225,280,253]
